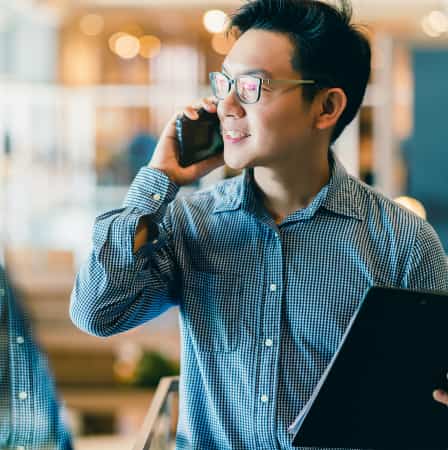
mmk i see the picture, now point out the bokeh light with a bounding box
[108,31,128,52]
[139,35,162,59]
[79,14,104,36]
[421,10,448,37]
[109,32,141,59]
[394,196,427,219]
[203,10,228,34]
[115,34,140,59]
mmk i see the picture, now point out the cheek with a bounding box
[264,99,313,142]
[250,105,301,145]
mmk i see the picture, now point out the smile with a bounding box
[223,130,251,143]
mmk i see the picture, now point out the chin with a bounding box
[223,145,257,171]
[224,153,252,171]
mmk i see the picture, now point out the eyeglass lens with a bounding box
[211,72,260,104]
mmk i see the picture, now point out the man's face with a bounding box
[217,29,316,171]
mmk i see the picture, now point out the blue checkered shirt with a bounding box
[0,266,73,450]
[70,150,448,450]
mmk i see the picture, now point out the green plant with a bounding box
[132,350,179,388]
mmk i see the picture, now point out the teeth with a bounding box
[225,130,249,139]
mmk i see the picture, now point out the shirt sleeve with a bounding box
[70,167,181,337]
[1,266,73,449]
[401,220,448,291]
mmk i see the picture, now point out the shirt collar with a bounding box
[322,150,364,221]
[213,149,364,222]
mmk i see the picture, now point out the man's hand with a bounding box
[433,389,448,406]
[133,96,224,253]
[149,96,224,187]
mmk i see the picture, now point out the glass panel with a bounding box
[148,389,178,450]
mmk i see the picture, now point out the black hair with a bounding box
[227,0,371,142]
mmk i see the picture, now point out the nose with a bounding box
[218,84,246,119]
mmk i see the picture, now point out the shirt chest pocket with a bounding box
[181,270,241,353]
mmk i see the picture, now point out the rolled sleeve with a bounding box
[70,167,181,337]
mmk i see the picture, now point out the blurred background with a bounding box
[0,0,447,448]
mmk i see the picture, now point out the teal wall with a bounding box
[407,49,448,252]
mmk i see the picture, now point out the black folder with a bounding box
[289,286,448,449]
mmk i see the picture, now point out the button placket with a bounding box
[255,232,283,446]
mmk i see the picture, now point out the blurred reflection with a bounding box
[0,265,72,449]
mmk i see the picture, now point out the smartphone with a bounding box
[175,108,224,168]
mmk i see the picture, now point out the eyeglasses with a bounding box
[209,71,316,104]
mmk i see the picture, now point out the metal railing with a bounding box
[133,376,180,450]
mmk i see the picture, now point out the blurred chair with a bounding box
[133,376,180,450]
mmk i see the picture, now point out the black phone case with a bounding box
[175,108,224,168]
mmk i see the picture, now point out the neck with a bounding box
[253,146,331,224]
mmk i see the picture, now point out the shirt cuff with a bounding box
[123,167,179,222]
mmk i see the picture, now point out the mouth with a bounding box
[222,129,251,144]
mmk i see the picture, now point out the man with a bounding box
[70,1,448,448]
[0,265,73,449]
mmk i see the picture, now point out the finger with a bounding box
[184,106,199,120]
[202,97,218,113]
[433,389,448,405]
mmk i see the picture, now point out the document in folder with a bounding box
[288,286,448,449]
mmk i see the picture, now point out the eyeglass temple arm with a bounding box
[262,79,316,86]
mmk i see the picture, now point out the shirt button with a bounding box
[16,336,25,345]
[152,193,161,201]
[270,284,277,292]
[265,339,273,347]
[261,394,269,403]
[18,391,28,400]
[152,239,158,245]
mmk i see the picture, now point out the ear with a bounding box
[314,88,347,132]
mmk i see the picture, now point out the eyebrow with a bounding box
[221,64,273,78]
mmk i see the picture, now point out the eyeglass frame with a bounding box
[209,71,316,104]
